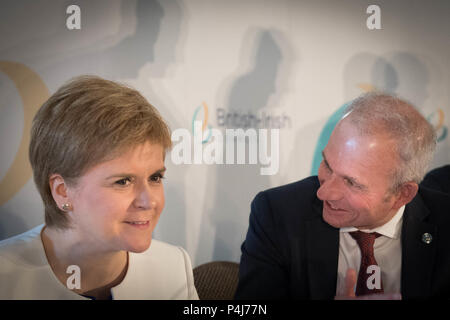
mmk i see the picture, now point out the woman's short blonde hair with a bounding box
[29,75,172,229]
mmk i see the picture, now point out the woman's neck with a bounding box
[41,225,128,299]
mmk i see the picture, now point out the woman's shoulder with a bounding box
[135,239,192,269]
[144,239,188,255]
[114,239,199,299]
[0,224,46,266]
[0,224,77,300]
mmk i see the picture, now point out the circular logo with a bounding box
[427,108,447,142]
[0,61,49,205]
[191,101,212,144]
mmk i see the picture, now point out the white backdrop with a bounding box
[1,0,449,267]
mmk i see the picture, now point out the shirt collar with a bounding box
[339,205,405,239]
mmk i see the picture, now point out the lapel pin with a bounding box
[422,233,432,244]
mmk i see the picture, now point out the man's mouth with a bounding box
[325,201,346,212]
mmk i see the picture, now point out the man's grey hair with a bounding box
[342,92,436,190]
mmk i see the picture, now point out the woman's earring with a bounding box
[62,203,72,211]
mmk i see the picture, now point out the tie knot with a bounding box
[349,231,381,253]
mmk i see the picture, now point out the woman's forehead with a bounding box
[81,143,165,177]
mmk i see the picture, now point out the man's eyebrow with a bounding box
[321,151,334,171]
[321,151,366,189]
[321,151,330,168]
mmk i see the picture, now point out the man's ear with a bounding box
[392,182,419,210]
[49,174,70,210]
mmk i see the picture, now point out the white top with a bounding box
[336,206,405,296]
[0,224,199,300]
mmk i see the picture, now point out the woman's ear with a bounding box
[49,174,71,211]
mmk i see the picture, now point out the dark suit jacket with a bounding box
[235,176,450,299]
[421,165,450,194]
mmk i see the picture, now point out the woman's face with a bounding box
[66,141,165,253]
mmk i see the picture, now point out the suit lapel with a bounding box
[305,199,339,299]
[401,193,437,299]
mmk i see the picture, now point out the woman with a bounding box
[0,76,198,300]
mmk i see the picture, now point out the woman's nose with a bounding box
[133,184,156,210]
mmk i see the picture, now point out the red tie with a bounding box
[349,231,384,296]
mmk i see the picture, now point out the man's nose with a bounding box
[317,175,344,201]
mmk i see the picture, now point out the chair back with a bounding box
[193,261,239,300]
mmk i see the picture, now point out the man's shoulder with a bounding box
[417,185,450,218]
[421,165,450,194]
[260,175,320,203]
[251,176,321,221]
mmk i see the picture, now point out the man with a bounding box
[235,93,450,299]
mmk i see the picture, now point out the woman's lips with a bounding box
[124,221,150,229]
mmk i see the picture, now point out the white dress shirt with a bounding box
[336,206,405,296]
[0,224,199,300]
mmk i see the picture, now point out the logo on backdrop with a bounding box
[191,102,212,144]
[311,85,448,175]
[427,108,448,142]
[0,61,50,205]
[190,101,291,143]
[170,102,292,175]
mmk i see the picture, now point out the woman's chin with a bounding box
[126,238,152,253]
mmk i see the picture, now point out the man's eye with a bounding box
[115,178,131,186]
[150,173,164,183]
[345,178,363,190]
[344,178,354,186]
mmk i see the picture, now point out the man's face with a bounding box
[317,120,401,230]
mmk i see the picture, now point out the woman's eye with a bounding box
[115,177,131,186]
[150,173,164,183]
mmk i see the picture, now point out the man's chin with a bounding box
[323,210,354,229]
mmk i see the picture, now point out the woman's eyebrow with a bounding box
[105,173,136,180]
[106,167,166,179]
[152,167,166,174]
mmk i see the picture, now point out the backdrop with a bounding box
[1,0,449,267]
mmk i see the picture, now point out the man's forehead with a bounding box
[332,120,398,151]
[323,135,396,185]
